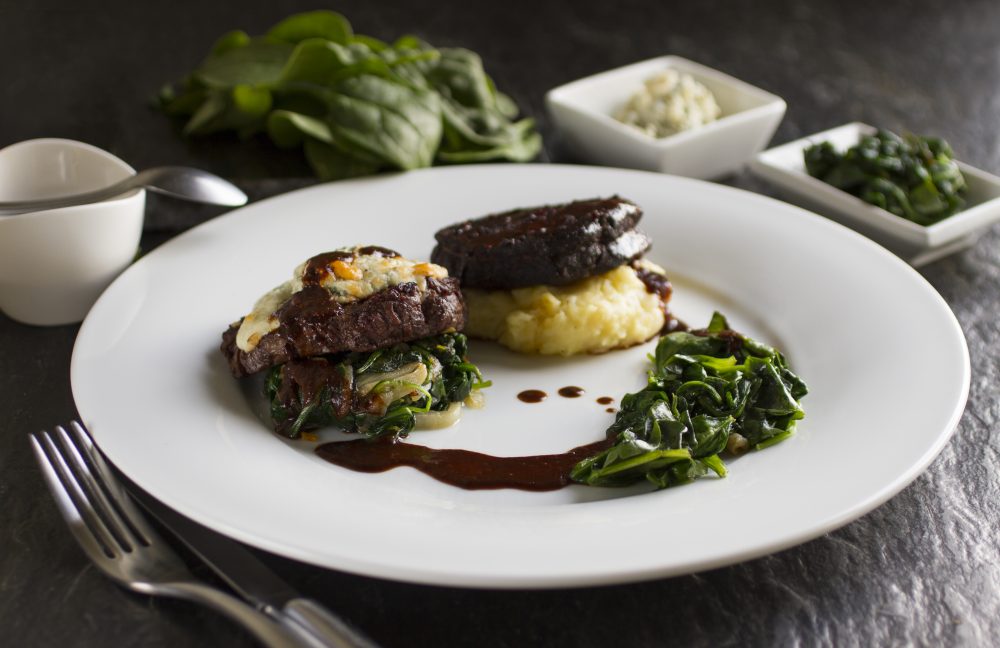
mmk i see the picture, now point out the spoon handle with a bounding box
[0,178,134,215]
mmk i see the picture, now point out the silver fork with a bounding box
[30,422,301,647]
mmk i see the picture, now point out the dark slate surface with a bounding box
[2,0,999,646]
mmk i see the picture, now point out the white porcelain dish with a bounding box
[0,138,144,325]
[72,164,969,589]
[545,56,786,179]
[749,122,1000,267]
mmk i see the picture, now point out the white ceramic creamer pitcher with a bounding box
[0,139,144,325]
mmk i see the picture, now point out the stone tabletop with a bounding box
[2,0,998,645]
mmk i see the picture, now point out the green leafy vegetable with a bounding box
[266,10,353,45]
[159,10,541,179]
[571,313,807,489]
[803,129,967,225]
[266,332,489,439]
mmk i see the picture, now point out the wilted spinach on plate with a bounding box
[266,332,489,440]
[572,312,807,489]
[804,129,967,226]
[158,11,541,180]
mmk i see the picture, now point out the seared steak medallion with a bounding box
[431,196,651,290]
[221,247,465,377]
[222,278,465,377]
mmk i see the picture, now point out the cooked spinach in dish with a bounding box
[266,332,489,439]
[804,129,967,225]
[159,10,541,180]
[572,312,807,489]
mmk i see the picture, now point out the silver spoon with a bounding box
[0,166,248,215]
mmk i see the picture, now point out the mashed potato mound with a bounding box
[464,263,667,355]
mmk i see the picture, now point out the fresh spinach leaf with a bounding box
[194,39,294,88]
[326,72,442,170]
[278,40,376,86]
[211,30,251,56]
[180,85,272,137]
[266,10,352,45]
[159,10,542,180]
[428,48,542,163]
[303,139,382,181]
[267,110,333,149]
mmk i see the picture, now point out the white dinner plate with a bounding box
[72,164,970,588]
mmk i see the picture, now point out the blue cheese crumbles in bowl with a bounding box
[614,69,721,138]
[221,245,487,439]
[545,55,786,179]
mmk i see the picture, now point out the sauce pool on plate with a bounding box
[315,436,613,491]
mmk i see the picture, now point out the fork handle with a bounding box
[165,582,304,648]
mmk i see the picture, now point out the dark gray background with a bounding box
[2,1,998,646]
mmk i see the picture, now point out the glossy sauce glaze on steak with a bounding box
[430,196,651,290]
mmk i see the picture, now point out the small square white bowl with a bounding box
[545,55,786,180]
[749,122,1000,266]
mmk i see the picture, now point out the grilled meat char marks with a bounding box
[431,196,651,290]
[222,277,465,378]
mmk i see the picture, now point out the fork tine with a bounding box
[31,431,119,561]
[63,421,155,546]
[51,424,140,553]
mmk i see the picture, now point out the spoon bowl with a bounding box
[138,166,248,207]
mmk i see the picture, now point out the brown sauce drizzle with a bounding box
[596,396,614,405]
[301,250,356,286]
[301,247,401,286]
[315,436,613,491]
[633,263,672,302]
[558,386,585,398]
[606,408,617,414]
[631,262,688,334]
[517,389,547,403]
[276,358,352,415]
[272,358,353,437]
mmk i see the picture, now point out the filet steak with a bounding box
[222,277,466,377]
[431,196,650,290]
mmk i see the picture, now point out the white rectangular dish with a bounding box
[546,56,786,180]
[749,122,1000,266]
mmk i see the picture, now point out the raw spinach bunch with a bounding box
[266,332,489,439]
[571,313,807,489]
[804,129,966,225]
[159,11,541,180]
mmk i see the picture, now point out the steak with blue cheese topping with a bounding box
[221,247,465,377]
